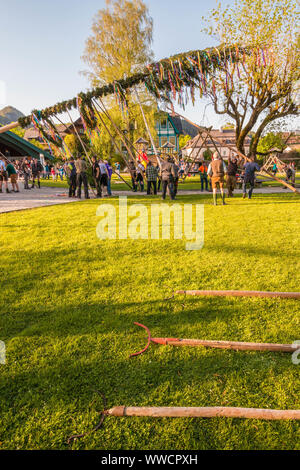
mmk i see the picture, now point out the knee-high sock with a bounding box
[213,189,217,205]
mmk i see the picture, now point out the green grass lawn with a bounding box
[0,193,299,450]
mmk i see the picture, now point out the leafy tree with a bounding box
[82,0,157,153]
[82,0,153,86]
[179,134,192,149]
[64,134,82,156]
[202,0,299,157]
[257,132,286,154]
[10,126,25,138]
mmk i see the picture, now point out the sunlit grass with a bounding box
[0,192,299,449]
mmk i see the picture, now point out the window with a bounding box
[160,119,167,129]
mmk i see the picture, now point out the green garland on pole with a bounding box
[18,45,255,128]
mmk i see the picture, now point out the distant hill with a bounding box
[0,106,25,126]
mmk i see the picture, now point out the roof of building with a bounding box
[24,119,84,141]
[161,141,176,148]
[183,128,251,149]
[0,130,52,159]
[24,124,69,140]
[168,115,199,138]
[135,137,149,144]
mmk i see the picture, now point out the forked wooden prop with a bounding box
[175,290,300,299]
[129,322,298,357]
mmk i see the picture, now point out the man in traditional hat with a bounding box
[207,151,227,205]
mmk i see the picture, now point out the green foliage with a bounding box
[30,139,47,151]
[89,102,158,164]
[0,194,299,449]
[179,135,191,149]
[64,134,83,157]
[10,126,25,138]
[82,0,154,87]
[203,148,213,159]
[257,132,286,154]
[202,0,300,155]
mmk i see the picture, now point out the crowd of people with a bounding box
[0,157,44,193]
[127,152,264,204]
[0,152,297,204]
[64,155,113,199]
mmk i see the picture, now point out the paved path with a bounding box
[0,187,77,213]
[0,185,295,214]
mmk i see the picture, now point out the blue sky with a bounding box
[0,0,235,127]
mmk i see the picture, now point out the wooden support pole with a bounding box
[105,406,300,420]
[0,121,19,134]
[91,101,134,191]
[133,86,161,170]
[183,129,211,181]
[182,132,202,179]
[66,110,96,197]
[176,290,300,299]
[153,338,297,353]
[94,99,139,165]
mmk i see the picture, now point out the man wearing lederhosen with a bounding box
[207,151,227,205]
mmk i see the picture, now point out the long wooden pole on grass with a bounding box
[175,290,300,299]
[105,406,300,420]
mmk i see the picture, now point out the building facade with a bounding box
[155,113,199,153]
